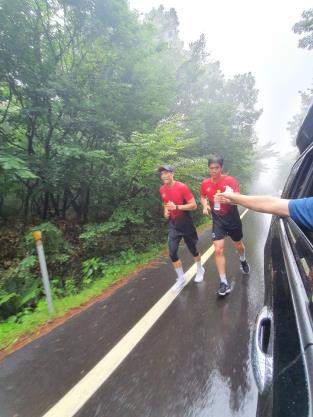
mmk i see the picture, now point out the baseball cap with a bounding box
[158,164,174,173]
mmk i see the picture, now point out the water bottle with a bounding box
[214,190,221,211]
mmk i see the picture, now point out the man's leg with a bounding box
[214,239,231,295]
[172,259,185,278]
[193,254,205,282]
[232,239,245,256]
[214,239,227,280]
[183,232,205,282]
[231,239,250,274]
[168,231,186,288]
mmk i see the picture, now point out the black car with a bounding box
[252,104,313,417]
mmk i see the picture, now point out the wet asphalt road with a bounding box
[0,210,272,417]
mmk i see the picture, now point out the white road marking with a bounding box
[42,209,249,417]
[240,208,249,220]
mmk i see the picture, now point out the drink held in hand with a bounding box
[214,190,221,211]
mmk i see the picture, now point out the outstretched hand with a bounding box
[216,186,234,204]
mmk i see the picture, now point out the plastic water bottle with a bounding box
[214,190,221,211]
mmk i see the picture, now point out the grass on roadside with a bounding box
[0,219,212,353]
[0,244,166,351]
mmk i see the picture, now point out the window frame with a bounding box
[284,146,313,200]
[285,217,313,305]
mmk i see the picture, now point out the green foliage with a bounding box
[80,223,116,242]
[0,154,38,180]
[82,257,107,287]
[64,278,78,296]
[293,9,313,50]
[50,276,79,298]
[0,243,165,350]
[0,0,259,225]
[119,116,189,177]
[287,88,313,145]
[119,249,138,265]
[0,256,40,320]
[0,223,74,319]
[289,8,313,148]
[23,223,72,264]
[0,0,262,328]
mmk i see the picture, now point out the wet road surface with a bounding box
[0,210,272,417]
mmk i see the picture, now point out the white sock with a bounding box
[175,266,184,279]
[219,273,228,284]
[196,260,203,272]
[240,254,246,262]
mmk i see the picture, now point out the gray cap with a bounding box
[158,164,174,173]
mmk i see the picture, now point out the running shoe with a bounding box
[194,266,205,283]
[173,275,186,291]
[240,260,250,274]
[217,282,231,296]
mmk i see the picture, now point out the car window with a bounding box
[285,218,313,317]
[285,146,313,199]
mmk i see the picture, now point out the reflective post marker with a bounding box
[33,231,54,314]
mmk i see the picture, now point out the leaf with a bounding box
[15,282,40,310]
[0,292,17,307]
[0,154,38,180]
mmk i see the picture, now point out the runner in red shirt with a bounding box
[159,165,205,290]
[200,155,250,296]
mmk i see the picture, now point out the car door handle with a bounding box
[252,306,273,394]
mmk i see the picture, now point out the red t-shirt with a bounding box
[160,181,194,220]
[200,175,240,216]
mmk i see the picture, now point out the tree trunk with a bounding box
[82,186,90,224]
[42,192,49,220]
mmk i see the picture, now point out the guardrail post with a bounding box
[33,231,54,314]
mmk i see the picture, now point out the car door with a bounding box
[253,143,313,417]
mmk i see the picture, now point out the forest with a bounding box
[1,0,283,332]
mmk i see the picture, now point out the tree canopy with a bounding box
[0,1,260,227]
[0,0,262,320]
[289,8,313,145]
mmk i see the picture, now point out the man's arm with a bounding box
[165,198,197,211]
[218,192,290,217]
[200,195,211,216]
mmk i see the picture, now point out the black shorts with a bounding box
[212,207,243,242]
[168,221,199,262]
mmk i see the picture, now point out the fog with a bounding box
[130,0,313,154]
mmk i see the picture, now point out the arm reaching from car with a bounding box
[216,191,290,217]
